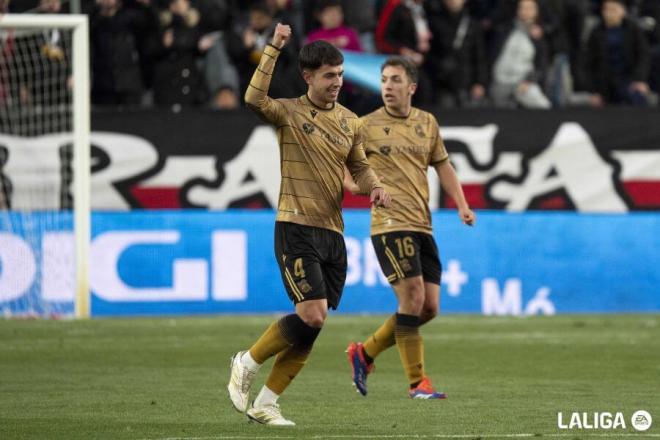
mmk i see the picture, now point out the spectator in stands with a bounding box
[151,0,208,109]
[375,0,430,64]
[270,0,305,35]
[304,0,376,52]
[178,0,240,109]
[237,0,304,39]
[491,0,552,108]
[0,0,70,111]
[341,0,377,52]
[227,1,303,100]
[193,0,233,33]
[425,0,488,107]
[584,0,654,106]
[491,0,561,44]
[375,0,433,103]
[639,0,660,94]
[544,0,589,83]
[306,0,362,52]
[204,32,240,109]
[89,0,156,106]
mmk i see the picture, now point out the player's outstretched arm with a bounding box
[244,23,291,123]
[435,160,475,226]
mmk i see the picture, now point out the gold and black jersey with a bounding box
[245,44,381,234]
[361,107,449,235]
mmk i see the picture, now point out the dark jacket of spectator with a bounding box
[342,0,376,33]
[375,0,419,54]
[152,6,206,107]
[639,0,660,46]
[193,0,233,33]
[90,2,155,105]
[425,3,488,97]
[584,18,650,101]
[639,0,660,93]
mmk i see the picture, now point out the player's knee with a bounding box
[420,306,437,324]
[404,281,425,310]
[282,313,322,350]
[299,310,326,328]
[303,315,326,328]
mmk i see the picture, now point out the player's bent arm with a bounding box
[346,120,382,194]
[343,165,363,195]
[434,159,475,225]
[346,145,381,194]
[347,151,391,207]
[244,44,286,124]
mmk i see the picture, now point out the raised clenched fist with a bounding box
[271,23,292,49]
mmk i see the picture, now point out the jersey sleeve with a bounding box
[244,44,287,126]
[429,115,449,166]
[346,118,382,193]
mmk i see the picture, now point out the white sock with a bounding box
[241,350,260,371]
[253,385,279,408]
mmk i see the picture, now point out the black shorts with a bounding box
[274,221,347,310]
[371,231,442,285]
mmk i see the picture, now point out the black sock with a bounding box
[362,346,374,365]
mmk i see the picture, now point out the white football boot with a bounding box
[227,351,257,413]
[246,402,295,426]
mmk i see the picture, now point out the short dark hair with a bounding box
[381,56,418,83]
[249,1,271,15]
[298,40,344,72]
[315,0,342,14]
[603,0,627,6]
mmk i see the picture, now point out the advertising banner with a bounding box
[1,210,658,316]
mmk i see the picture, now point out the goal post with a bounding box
[0,14,90,318]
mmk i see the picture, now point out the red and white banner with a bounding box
[1,108,659,211]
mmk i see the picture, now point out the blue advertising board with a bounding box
[0,210,658,317]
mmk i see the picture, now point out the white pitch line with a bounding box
[140,433,660,440]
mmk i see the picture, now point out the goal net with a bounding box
[0,14,90,318]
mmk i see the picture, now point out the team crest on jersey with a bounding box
[310,109,318,119]
[379,145,392,156]
[399,258,412,272]
[383,127,391,135]
[415,124,425,137]
[302,122,315,134]
[340,117,350,133]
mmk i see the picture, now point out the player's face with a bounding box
[304,64,344,105]
[381,65,416,110]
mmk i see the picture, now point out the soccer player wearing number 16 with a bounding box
[345,56,476,400]
[226,23,391,426]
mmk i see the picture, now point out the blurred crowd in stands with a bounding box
[3,0,659,110]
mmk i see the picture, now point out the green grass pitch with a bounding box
[1,315,659,439]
